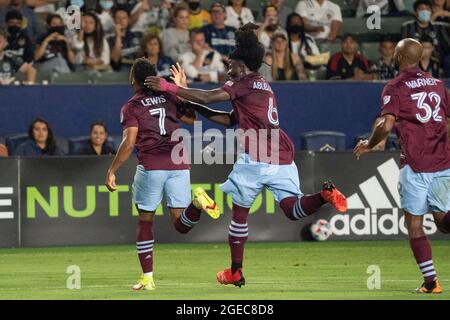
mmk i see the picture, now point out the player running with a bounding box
[105,58,220,291]
[354,38,450,294]
[145,24,348,287]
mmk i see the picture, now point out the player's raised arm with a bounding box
[354,114,396,160]
[105,127,138,192]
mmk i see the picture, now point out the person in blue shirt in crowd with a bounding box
[139,32,174,79]
[201,2,236,64]
[15,118,65,156]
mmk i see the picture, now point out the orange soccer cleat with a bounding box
[415,279,443,294]
[321,181,348,213]
[216,268,246,288]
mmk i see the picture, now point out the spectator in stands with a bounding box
[257,4,287,51]
[401,0,450,62]
[95,0,116,36]
[0,28,36,84]
[0,0,44,39]
[72,11,110,71]
[27,0,59,18]
[269,0,292,28]
[160,2,190,62]
[15,118,64,156]
[180,27,225,83]
[372,35,398,80]
[115,0,138,12]
[286,12,320,58]
[201,2,236,62]
[356,0,409,17]
[0,136,8,157]
[5,10,33,64]
[431,0,450,22]
[225,0,254,29]
[129,0,171,33]
[295,0,342,42]
[419,34,441,77]
[139,32,174,78]
[108,6,142,71]
[187,0,211,29]
[326,34,373,80]
[78,121,116,155]
[264,32,307,80]
[34,13,75,73]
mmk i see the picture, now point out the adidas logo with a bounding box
[329,159,437,237]
[0,187,14,219]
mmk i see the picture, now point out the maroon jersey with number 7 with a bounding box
[222,72,295,165]
[120,89,189,170]
[380,67,450,173]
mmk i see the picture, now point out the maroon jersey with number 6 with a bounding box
[380,67,450,173]
[222,72,295,164]
[120,89,189,170]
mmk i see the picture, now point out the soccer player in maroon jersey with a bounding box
[355,38,450,294]
[105,58,220,291]
[145,24,348,287]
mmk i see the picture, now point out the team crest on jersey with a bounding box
[120,110,124,123]
[225,80,234,86]
[383,95,391,105]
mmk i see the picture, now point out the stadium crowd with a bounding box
[0,0,449,85]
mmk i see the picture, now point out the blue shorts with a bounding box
[399,165,450,215]
[221,153,303,208]
[132,165,191,211]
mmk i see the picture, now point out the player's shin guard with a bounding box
[409,236,437,284]
[228,204,250,273]
[280,194,325,220]
[136,220,154,274]
[174,203,201,234]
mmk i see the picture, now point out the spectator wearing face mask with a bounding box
[4,10,32,65]
[34,13,76,73]
[401,0,450,75]
[286,12,319,59]
[419,34,441,77]
[0,0,44,40]
[95,0,116,36]
[257,4,287,51]
[187,0,211,29]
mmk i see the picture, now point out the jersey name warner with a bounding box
[404,77,438,89]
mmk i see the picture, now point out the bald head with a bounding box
[393,38,424,71]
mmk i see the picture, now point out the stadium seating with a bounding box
[68,136,115,155]
[5,133,28,155]
[94,71,130,84]
[50,71,95,85]
[300,131,346,151]
[355,132,400,150]
[360,42,380,62]
[342,17,411,42]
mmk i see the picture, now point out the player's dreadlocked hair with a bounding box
[130,57,157,88]
[229,23,265,72]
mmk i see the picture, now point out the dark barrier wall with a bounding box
[0,152,448,247]
[3,81,449,149]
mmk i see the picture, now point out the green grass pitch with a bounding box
[0,241,449,300]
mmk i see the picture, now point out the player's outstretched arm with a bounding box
[144,76,231,105]
[184,101,237,128]
[105,127,138,192]
[354,114,395,160]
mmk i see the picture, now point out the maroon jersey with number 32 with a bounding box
[380,67,450,173]
[120,89,189,170]
[222,72,295,164]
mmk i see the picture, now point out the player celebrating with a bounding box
[354,38,450,294]
[145,24,348,287]
[105,58,220,291]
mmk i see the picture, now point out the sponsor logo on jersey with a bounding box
[383,95,391,105]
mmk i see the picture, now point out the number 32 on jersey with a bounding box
[411,91,443,123]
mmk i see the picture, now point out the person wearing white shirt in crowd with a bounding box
[179,28,225,83]
[72,11,110,70]
[96,0,115,36]
[257,4,287,51]
[130,0,171,33]
[225,0,254,29]
[160,2,190,62]
[295,0,342,42]
[356,0,407,17]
